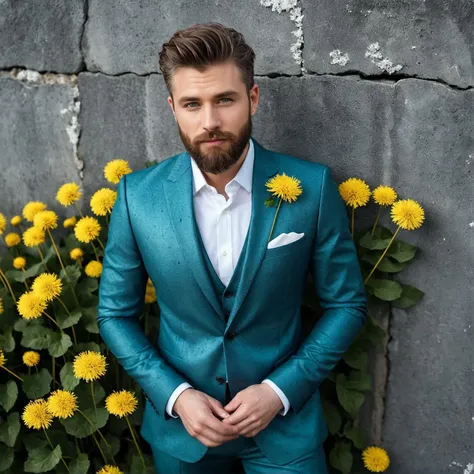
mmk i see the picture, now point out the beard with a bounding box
[177,113,252,175]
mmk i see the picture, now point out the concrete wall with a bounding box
[0,1,473,472]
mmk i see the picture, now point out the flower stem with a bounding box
[73,203,84,219]
[364,226,401,285]
[91,431,108,464]
[47,229,66,271]
[57,298,78,345]
[267,198,283,244]
[1,366,24,382]
[90,242,100,260]
[91,381,97,418]
[371,207,382,236]
[351,207,355,239]
[0,268,16,303]
[77,409,110,448]
[44,429,70,473]
[126,416,146,469]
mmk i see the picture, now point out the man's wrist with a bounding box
[166,383,193,418]
[173,386,194,416]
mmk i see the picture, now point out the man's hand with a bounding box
[173,388,241,447]
[221,384,283,437]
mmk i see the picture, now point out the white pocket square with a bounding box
[267,232,305,249]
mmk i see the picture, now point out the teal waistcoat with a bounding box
[195,218,251,322]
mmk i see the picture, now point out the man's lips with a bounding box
[203,139,226,142]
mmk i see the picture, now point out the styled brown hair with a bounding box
[158,23,256,97]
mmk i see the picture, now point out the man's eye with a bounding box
[220,98,232,103]
[185,102,199,108]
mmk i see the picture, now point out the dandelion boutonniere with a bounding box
[264,173,303,243]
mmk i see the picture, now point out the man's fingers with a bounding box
[222,406,249,425]
[204,412,240,437]
[207,398,230,420]
[224,395,241,413]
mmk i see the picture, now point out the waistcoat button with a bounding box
[215,376,225,384]
[226,332,237,340]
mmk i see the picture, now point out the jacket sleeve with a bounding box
[97,174,188,419]
[264,165,368,414]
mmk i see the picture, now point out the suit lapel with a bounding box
[163,137,280,327]
[163,152,226,321]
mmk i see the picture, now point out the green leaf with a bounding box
[344,370,372,391]
[54,452,89,474]
[387,240,417,263]
[130,453,155,474]
[59,265,81,286]
[24,445,62,473]
[329,440,353,474]
[23,432,48,453]
[59,407,108,439]
[336,374,366,419]
[0,444,14,472]
[322,401,342,435]
[358,227,393,250]
[361,252,406,273]
[343,345,368,370]
[0,327,15,353]
[81,307,99,334]
[365,278,403,301]
[99,434,121,461]
[391,284,425,308]
[0,413,21,447]
[48,331,73,358]
[360,316,386,348]
[21,326,54,350]
[75,382,106,409]
[343,424,366,450]
[22,369,53,399]
[76,278,98,308]
[55,309,82,330]
[0,381,18,412]
[59,362,80,391]
[13,317,42,334]
[73,342,101,354]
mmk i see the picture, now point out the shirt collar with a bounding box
[190,137,254,196]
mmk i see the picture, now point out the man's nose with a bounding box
[202,105,222,131]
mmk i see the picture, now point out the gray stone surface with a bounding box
[0,76,81,219]
[302,0,474,88]
[82,0,300,75]
[0,0,86,72]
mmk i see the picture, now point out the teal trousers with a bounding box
[152,436,328,474]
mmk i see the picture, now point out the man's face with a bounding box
[167,60,259,174]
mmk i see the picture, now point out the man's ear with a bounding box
[167,96,177,122]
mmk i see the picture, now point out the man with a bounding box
[97,22,368,474]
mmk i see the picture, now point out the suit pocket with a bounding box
[263,233,309,260]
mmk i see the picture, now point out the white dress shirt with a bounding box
[165,138,291,417]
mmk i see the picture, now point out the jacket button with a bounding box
[215,376,225,384]
[226,332,237,340]
[224,291,233,298]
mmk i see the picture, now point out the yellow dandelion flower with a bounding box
[22,399,53,430]
[0,349,6,367]
[33,210,58,231]
[74,216,101,243]
[145,279,156,304]
[97,466,124,474]
[5,232,21,247]
[73,351,108,382]
[85,260,102,278]
[372,185,397,207]
[31,273,62,302]
[391,199,425,231]
[47,389,78,419]
[13,256,27,270]
[362,446,390,472]
[23,351,41,367]
[338,177,371,209]
[90,188,117,216]
[70,248,84,260]
[104,159,132,184]
[11,215,22,226]
[265,173,303,203]
[64,216,77,228]
[105,390,138,418]
[23,201,47,223]
[56,183,82,207]
[0,212,6,234]
[17,291,48,320]
[23,226,45,247]
[0,297,3,315]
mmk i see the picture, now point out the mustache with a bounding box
[197,133,233,143]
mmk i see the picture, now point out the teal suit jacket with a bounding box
[97,137,368,465]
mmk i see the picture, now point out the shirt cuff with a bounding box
[262,379,290,416]
[165,382,193,418]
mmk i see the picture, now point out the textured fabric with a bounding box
[97,136,369,465]
[152,439,328,474]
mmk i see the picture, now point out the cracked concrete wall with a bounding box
[0,1,473,472]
